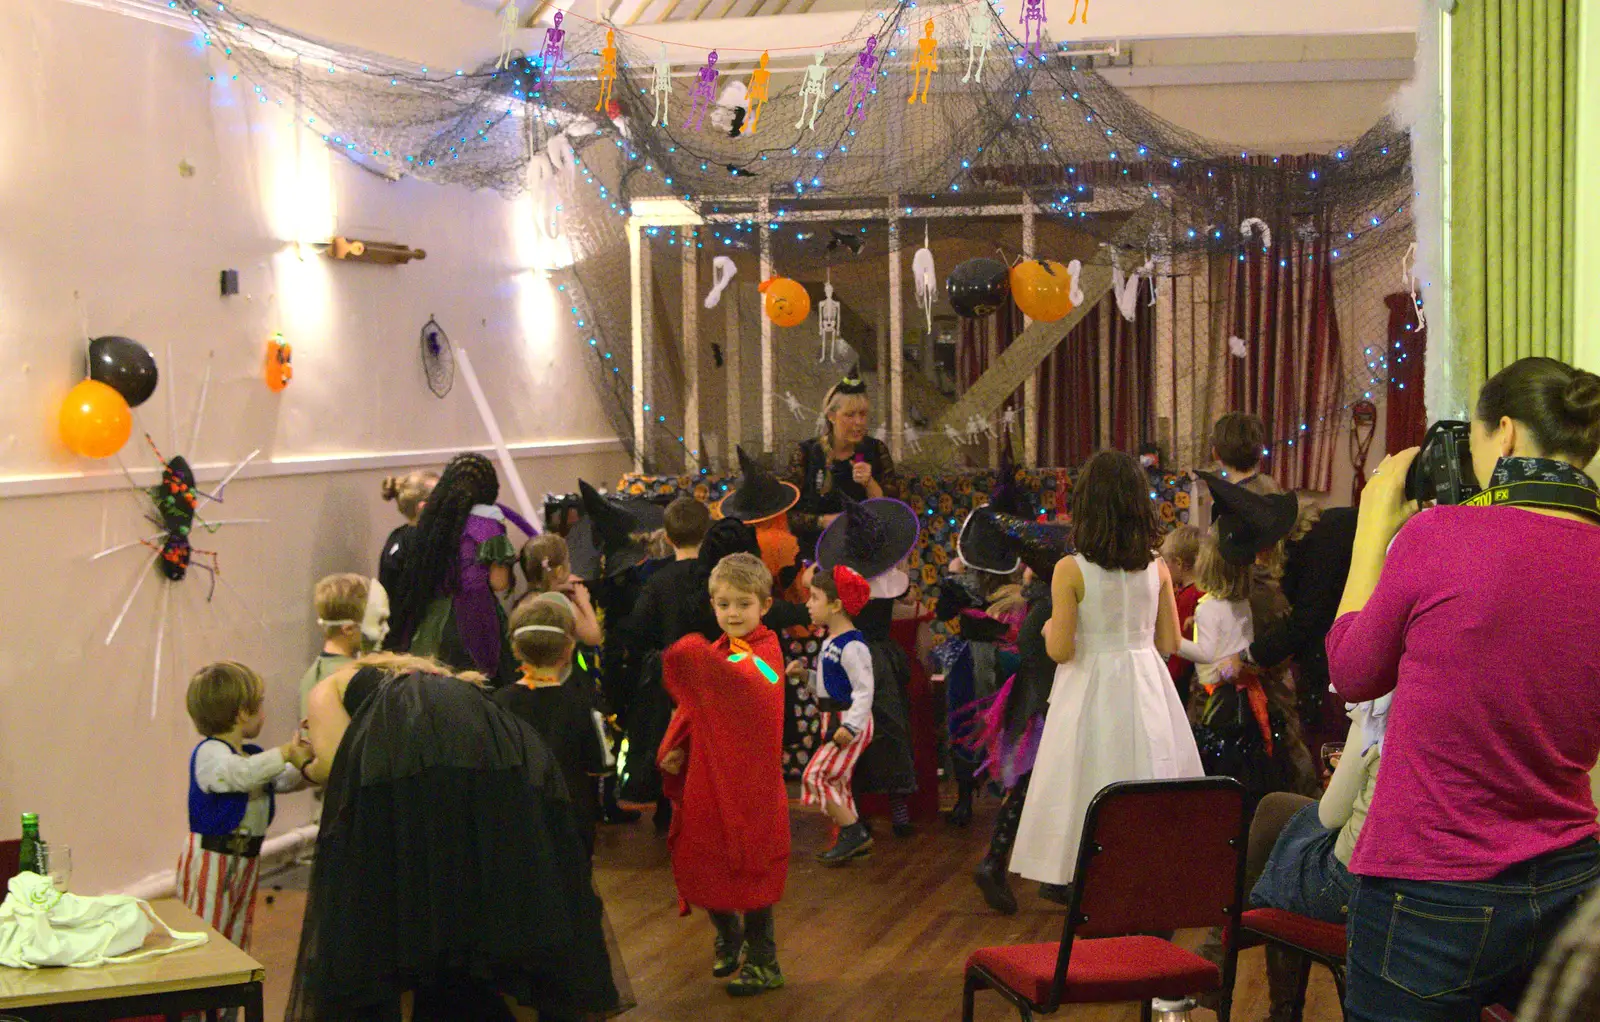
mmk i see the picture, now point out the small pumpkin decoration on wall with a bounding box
[759,276,810,327]
[1009,258,1082,323]
[264,332,292,392]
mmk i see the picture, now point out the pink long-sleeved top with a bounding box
[1327,505,1600,881]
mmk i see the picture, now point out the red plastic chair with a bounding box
[963,777,1248,1022]
[1239,907,1348,1020]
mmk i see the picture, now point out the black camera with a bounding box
[543,492,583,536]
[1404,420,1479,505]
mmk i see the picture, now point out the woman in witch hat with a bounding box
[786,365,902,557]
[814,497,922,834]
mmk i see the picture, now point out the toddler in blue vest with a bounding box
[795,564,877,866]
[177,661,312,950]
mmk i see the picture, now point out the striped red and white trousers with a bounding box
[175,833,261,951]
[801,712,874,816]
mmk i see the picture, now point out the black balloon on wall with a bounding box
[87,336,159,408]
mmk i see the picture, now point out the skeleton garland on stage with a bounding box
[818,280,844,363]
[652,44,672,127]
[796,52,829,130]
[95,357,267,719]
[962,2,994,83]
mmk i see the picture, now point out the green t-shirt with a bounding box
[299,652,355,719]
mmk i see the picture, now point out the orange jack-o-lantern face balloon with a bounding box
[1009,259,1078,322]
[759,276,811,327]
[264,335,293,392]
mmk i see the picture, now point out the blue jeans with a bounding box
[1345,837,1600,1021]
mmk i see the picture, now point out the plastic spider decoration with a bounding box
[145,439,222,591]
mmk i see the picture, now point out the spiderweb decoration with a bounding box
[420,316,455,398]
[189,0,1417,473]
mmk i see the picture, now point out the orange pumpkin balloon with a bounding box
[1009,259,1078,322]
[264,333,293,392]
[759,276,811,327]
[59,379,132,458]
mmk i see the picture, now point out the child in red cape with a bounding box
[657,551,790,997]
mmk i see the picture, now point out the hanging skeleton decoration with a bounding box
[652,44,672,126]
[538,11,566,69]
[962,2,994,83]
[818,279,843,363]
[495,1,520,70]
[783,391,809,421]
[795,52,829,130]
[903,424,923,454]
[1401,241,1426,332]
[704,255,738,309]
[912,224,937,330]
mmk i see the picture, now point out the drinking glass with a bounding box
[40,842,71,892]
[1321,742,1346,778]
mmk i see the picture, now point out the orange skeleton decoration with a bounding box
[1070,0,1088,22]
[264,333,292,392]
[744,52,772,134]
[595,31,617,113]
[908,22,938,104]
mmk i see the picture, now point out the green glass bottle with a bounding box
[17,813,42,876]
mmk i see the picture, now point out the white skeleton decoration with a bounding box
[944,424,966,446]
[704,256,737,309]
[783,391,809,421]
[496,0,520,70]
[818,279,844,362]
[999,406,1018,437]
[795,52,829,130]
[903,425,923,454]
[912,224,937,330]
[1110,254,1154,323]
[872,424,889,443]
[1401,241,1426,332]
[527,134,577,241]
[967,414,996,442]
[652,44,672,127]
[962,3,994,84]
[1240,217,1273,251]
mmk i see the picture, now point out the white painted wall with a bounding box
[0,0,628,892]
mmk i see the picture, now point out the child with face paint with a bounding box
[299,573,390,717]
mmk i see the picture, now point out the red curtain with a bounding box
[1226,189,1343,492]
[1384,292,1428,452]
[1037,301,1101,465]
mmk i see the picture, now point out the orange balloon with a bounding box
[264,334,293,392]
[1009,259,1078,322]
[59,379,132,458]
[759,276,811,327]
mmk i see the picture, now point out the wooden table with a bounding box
[0,898,264,1021]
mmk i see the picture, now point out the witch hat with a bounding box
[568,479,666,579]
[956,437,1035,574]
[719,446,801,523]
[814,496,920,580]
[981,509,1074,580]
[1195,470,1298,565]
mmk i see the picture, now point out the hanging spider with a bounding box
[144,439,223,593]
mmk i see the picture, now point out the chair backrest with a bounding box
[1069,777,1247,937]
[1044,778,1248,1009]
[0,839,19,888]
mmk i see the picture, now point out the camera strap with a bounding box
[1461,480,1600,523]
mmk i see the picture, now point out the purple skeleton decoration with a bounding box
[1020,0,1046,60]
[684,50,720,130]
[540,11,566,69]
[843,36,878,122]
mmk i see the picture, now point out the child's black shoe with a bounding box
[727,960,784,996]
[816,822,873,866]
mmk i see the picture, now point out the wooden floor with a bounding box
[249,796,1345,1021]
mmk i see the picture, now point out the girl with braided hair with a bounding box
[390,452,532,686]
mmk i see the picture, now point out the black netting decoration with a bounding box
[420,316,455,398]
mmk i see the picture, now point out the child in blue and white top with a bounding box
[794,564,877,866]
[177,661,312,951]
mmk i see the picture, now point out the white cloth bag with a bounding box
[0,872,208,969]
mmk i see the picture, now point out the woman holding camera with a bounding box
[1328,356,1600,1020]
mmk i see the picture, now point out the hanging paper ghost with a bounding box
[1228,336,1249,359]
[527,134,575,241]
[912,232,937,330]
[1110,253,1152,322]
[708,79,749,135]
[1067,259,1085,308]
[704,256,738,309]
[1240,217,1272,251]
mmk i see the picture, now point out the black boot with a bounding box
[817,822,874,866]
[653,797,673,836]
[708,911,744,978]
[972,856,1018,915]
[727,908,783,996]
[600,776,640,825]
[1038,882,1072,905]
[946,772,975,828]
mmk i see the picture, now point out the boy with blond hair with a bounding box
[299,573,389,717]
[179,661,311,949]
[657,552,790,996]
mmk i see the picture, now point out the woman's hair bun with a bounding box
[380,476,401,502]
[1562,370,1600,426]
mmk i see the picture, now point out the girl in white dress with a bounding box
[1009,451,1204,893]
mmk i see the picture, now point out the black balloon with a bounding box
[87,336,158,408]
[947,258,1011,318]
